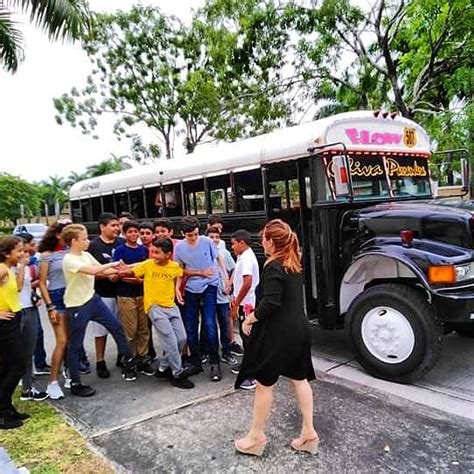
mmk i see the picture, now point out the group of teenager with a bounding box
[1,212,319,458]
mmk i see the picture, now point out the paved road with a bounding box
[35,309,474,472]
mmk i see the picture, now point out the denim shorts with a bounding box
[49,287,66,312]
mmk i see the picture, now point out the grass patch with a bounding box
[0,390,114,473]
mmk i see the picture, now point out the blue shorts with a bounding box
[49,288,66,312]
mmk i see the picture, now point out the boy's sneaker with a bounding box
[172,373,195,389]
[96,361,110,379]
[34,364,51,376]
[239,378,256,390]
[230,342,244,356]
[182,364,204,378]
[200,354,209,364]
[155,367,173,379]
[20,387,49,401]
[79,361,91,374]
[70,383,96,397]
[221,352,239,366]
[139,362,155,377]
[122,368,137,381]
[231,363,241,375]
[210,363,222,382]
[62,368,71,389]
[47,381,65,400]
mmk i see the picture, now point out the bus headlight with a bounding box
[455,263,474,282]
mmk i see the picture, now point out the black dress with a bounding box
[235,260,316,388]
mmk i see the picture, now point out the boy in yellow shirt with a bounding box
[128,238,195,389]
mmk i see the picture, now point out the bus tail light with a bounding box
[428,265,456,284]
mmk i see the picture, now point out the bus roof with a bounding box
[69,110,430,200]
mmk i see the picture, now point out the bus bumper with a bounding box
[433,290,474,323]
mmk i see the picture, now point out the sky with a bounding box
[0,0,204,182]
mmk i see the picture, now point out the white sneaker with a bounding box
[62,368,71,390]
[47,381,65,400]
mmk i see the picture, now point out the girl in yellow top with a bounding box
[0,236,29,430]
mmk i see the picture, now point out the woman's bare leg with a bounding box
[236,382,273,449]
[49,313,68,382]
[290,379,318,444]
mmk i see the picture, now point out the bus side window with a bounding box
[234,169,264,212]
[129,189,145,218]
[163,184,182,217]
[71,200,82,222]
[208,175,234,214]
[145,186,161,218]
[80,199,93,222]
[266,162,299,210]
[115,191,129,215]
[91,197,102,221]
[102,194,115,214]
[183,179,206,216]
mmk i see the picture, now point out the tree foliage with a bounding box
[0,0,92,73]
[0,173,42,222]
[54,4,292,158]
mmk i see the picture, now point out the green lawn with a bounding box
[0,390,113,473]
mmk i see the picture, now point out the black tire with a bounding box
[451,323,474,338]
[348,283,443,384]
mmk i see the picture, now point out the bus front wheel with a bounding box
[348,284,443,384]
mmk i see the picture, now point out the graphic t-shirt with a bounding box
[133,260,183,311]
[62,252,100,307]
[113,244,148,297]
[88,237,121,298]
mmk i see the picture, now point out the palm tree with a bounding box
[86,156,131,177]
[0,0,92,73]
[66,170,89,187]
[38,175,69,217]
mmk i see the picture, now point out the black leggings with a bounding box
[0,314,25,412]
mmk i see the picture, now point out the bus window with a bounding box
[183,179,206,215]
[115,191,129,214]
[234,169,264,212]
[129,189,145,218]
[71,200,82,222]
[266,162,300,210]
[102,194,115,214]
[144,186,162,218]
[91,197,102,220]
[80,199,93,222]
[208,175,233,214]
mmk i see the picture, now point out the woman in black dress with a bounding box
[234,219,318,456]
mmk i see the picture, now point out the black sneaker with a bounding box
[172,374,195,389]
[181,364,204,378]
[231,363,241,375]
[154,367,173,379]
[70,383,96,397]
[221,352,239,366]
[122,368,137,381]
[139,362,155,377]
[210,363,222,382]
[230,342,244,356]
[0,414,22,430]
[20,387,49,401]
[96,361,110,379]
[33,364,51,376]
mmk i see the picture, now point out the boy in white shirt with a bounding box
[230,229,260,390]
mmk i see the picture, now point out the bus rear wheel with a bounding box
[348,284,443,384]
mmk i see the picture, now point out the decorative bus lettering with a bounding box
[345,128,403,146]
[386,158,427,177]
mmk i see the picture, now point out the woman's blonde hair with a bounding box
[262,219,302,273]
[61,224,86,247]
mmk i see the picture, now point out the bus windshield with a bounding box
[324,153,431,200]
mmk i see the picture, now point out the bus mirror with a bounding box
[461,158,469,193]
[333,155,350,196]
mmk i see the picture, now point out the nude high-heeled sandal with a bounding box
[234,438,267,456]
[290,437,319,455]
